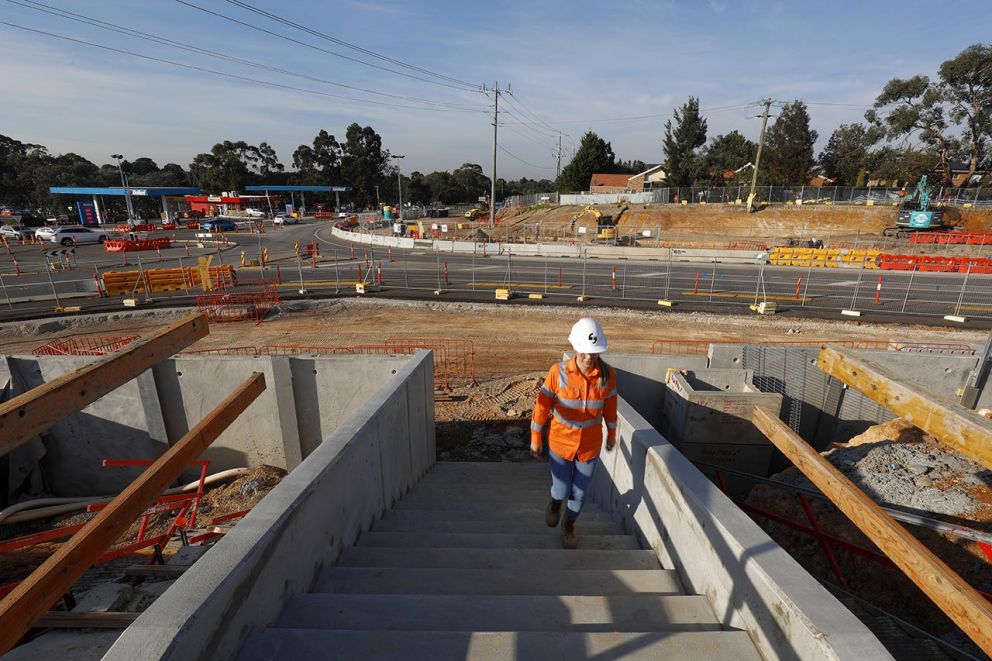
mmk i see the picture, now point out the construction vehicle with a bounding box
[464,196,490,221]
[570,204,627,241]
[883,175,956,238]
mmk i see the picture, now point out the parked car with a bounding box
[0,225,36,241]
[179,209,205,219]
[244,208,266,218]
[201,218,237,232]
[35,225,108,246]
[273,214,298,225]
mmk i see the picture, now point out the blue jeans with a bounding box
[548,447,598,520]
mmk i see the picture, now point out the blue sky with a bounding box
[3,0,991,179]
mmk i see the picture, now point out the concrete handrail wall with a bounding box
[589,398,892,660]
[104,351,435,661]
[330,226,767,264]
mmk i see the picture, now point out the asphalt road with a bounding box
[1,219,991,329]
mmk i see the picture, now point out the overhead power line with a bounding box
[224,0,480,92]
[503,102,761,126]
[8,0,486,112]
[175,0,479,94]
[497,144,555,170]
[0,21,484,114]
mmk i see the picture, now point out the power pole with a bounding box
[556,134,563,180]
[747,99,773,213]
[483,82,505,228]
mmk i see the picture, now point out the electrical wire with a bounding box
[505,102,762,126]
[503,91,563,135]
[497,144,555,170]
[176,0,479,94]
[9,0,484,112]
[0,21,487,114]
[225,0,480,91]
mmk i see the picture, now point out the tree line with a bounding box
[557,43,992,192]
[0,122,550,214]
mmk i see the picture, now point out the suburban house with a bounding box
[627,164,667,191]
[588,173,633,193]
[588,165,667,193]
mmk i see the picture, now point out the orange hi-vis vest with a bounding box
[531,357,618,462]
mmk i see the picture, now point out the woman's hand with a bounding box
[530,441,543,461]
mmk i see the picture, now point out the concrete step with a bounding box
[431,461,548,472]
[276,594,723,632]
[399,490,552,505]
[313,567,684,596]
[355,531,640,550]
[408,483,551,495]
[238,629,762,661]
[381,508,616,525]
[335,547,662,570]
[372,517,622,535]
[393,497,611,512]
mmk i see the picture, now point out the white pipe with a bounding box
[0,467,253,526]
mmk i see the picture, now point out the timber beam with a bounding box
[0,372,266,654]
[0,313,209,457]
[817,345,992,471]
[753,406,992,656]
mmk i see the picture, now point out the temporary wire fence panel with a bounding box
[195,285,279,323]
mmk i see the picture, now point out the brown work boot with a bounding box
[545,499,563,528]
[562,517,578,549]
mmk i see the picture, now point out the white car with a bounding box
[273,215,298,225]
[244,208,266,218]
[35,225,108,246]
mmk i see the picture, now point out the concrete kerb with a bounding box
[103,350,435,661]
[590,399,893,661]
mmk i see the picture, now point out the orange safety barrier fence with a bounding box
[196,285,279,323]
[33,334,140,356]
[650,338,975,356]
[101,265,235,296]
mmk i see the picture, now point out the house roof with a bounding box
[589,173,633,188]
[630,164,666,179]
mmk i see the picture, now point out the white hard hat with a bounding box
[568,317,608,354]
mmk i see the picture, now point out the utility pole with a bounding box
[747,99,773,213]
[484,82,506,228]
[556,134,563,180]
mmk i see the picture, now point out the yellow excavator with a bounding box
[570,204,627,241]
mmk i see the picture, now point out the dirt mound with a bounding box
[499,203,992,243]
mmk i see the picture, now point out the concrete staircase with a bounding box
[237,462,762,660]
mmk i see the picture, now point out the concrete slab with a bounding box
[237,630,762,661]
[355,531,640,550]
[334,547,662,570]
[312,567,683,595]
[0,630,122,661]
[277,593,722,631]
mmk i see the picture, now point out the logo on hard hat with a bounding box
[588,332,598,344]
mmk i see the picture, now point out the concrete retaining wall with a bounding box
[104,351,435,661]
[0,353,409,502]
[588,400,892,660]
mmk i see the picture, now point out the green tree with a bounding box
[451,163,491,202]
[662,97,708,186]
[556,131,617,192]
[702,130,756,183]
[818,123,882,186]
[866,76,953,185]
[939,43,992,183]
[189,140,262,191]
[256,142,284,178]
[340,123,390,208]
[424,170,460,203]
[764,100,818,186]
[406,171,431,205]
[292,130,340,184]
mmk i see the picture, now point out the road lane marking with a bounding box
[680,291,810,302]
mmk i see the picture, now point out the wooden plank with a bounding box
[817,346,992,471]
[752,406,992,656]
[0,372,266,654]
[123,564,190,578]
[0,313,209,457]
[34,611,139,629]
